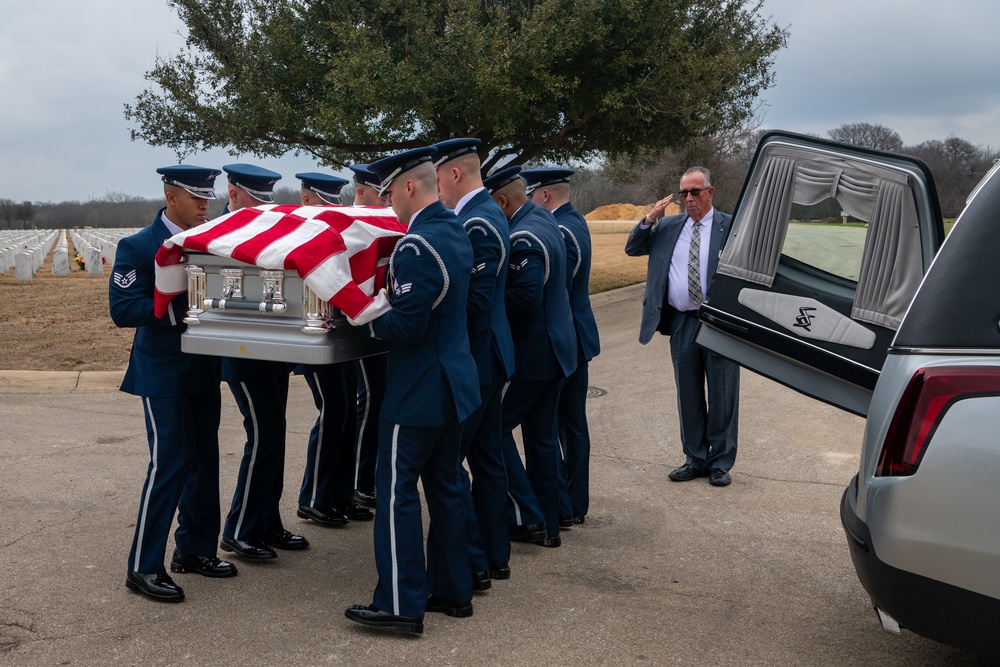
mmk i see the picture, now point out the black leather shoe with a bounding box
[170,550,238,578]
[541,536,561,548]
[332,502,375,522]
[345,604,423,634]
[489,563,511,580]
[709,469,732,487]
[220,536,277,560]
[668,464,707,482]
[509,523,546,544]
[297,505,349,527]
[572,515,586,525]
[472,570,492,591]
[125,571,184,602]
[263,530,310,550]
[353,489,376,508]
[426,595,473,618]
[559,515,574,529]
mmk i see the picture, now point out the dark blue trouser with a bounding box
[501,377,564,539]
[224,374,290,541]
[668,314,740,472]
[372,418,470,618]
[354,355,387,494]
[460,376,510,571]
[129,391,222,574]
[558,360,591,517]
[299,363,357,510]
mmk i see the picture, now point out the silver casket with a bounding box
[179,252,387,365]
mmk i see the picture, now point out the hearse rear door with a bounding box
[695,131,943,416]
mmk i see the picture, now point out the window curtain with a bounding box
[717,146,923,329]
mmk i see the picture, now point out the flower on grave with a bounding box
[74,254,86,271]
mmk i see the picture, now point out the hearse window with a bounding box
[782,198,865,282]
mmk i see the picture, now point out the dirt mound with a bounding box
[585,202,681,220]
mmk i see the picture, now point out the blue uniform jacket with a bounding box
[506,200,578,381]
[109,209,220,397]
[624,210,733,344]
[371,200,480,427]
[460,188,516,385]
[553,202,600,362]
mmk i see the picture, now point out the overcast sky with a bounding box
[1,0,997,203]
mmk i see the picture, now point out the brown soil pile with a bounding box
[585,202,681,220]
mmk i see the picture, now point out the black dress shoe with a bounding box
[559,515,574,529]
[332,502,375,521]
[572,515,586,525]
[668,464,707,482]
[489,563,511,580]
[509,523,546,544]
[263,530,310,550]
[125,571,184,603]
[297,505,349,527]
[472,570,492,591]
[709,469,732,487]
[345,604,423,634]
[541,536,561,548]
[353,489,376,508]
[220,536,277,560]
[426,595,473,618]
[170,550,238,578]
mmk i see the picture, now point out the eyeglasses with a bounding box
[679,188,709,198]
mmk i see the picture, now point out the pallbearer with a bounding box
[344,147,480,634]
[521,168,600,525]
[110,165,237,603]
[432,138,516,586]
[293,172,375,527]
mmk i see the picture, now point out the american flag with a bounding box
[153,204,406,321]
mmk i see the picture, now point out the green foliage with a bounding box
[125,0,787,171]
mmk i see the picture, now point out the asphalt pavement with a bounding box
[0,284,993,666]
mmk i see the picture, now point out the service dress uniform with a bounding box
[499,195,578,543]
[110,164,234,602]
[551,200,600,521]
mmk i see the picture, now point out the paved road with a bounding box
[0,285,991,666]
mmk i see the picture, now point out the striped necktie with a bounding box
[687,221,703,306]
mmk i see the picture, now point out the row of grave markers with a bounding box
[0,229,140,282]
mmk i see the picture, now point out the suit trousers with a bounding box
[372,417,471,618]
[557,360,591,517]
[668,314,740,472]
[501,378,565,539]
[224,375,290,541]
[299,363,357,510]
[354,355,387,495]
[129,392,222,574]
[459,375,511,571]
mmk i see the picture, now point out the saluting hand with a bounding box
[644,194,675,225]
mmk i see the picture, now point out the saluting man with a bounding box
[521,168,601,526]
[484,166,578,548]
[432,138,516,586]
[293,172,375,528]
[110,165,237,603]
[218,164,309,561]
[348,163,389,509]
[344,147,480,634]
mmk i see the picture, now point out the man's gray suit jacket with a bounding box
[624,210,734,345]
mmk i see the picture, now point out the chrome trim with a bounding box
[890,346,1000,356]
[302,284,333,333]
[220,268,244,300]
[260,269,285,304]
[183,264,207,324]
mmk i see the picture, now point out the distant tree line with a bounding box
[1,123,994,229]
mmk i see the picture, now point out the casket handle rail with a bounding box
[302,283,335,334]
[185,265,289,322]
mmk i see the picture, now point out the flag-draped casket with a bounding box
[153,204,406,364]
